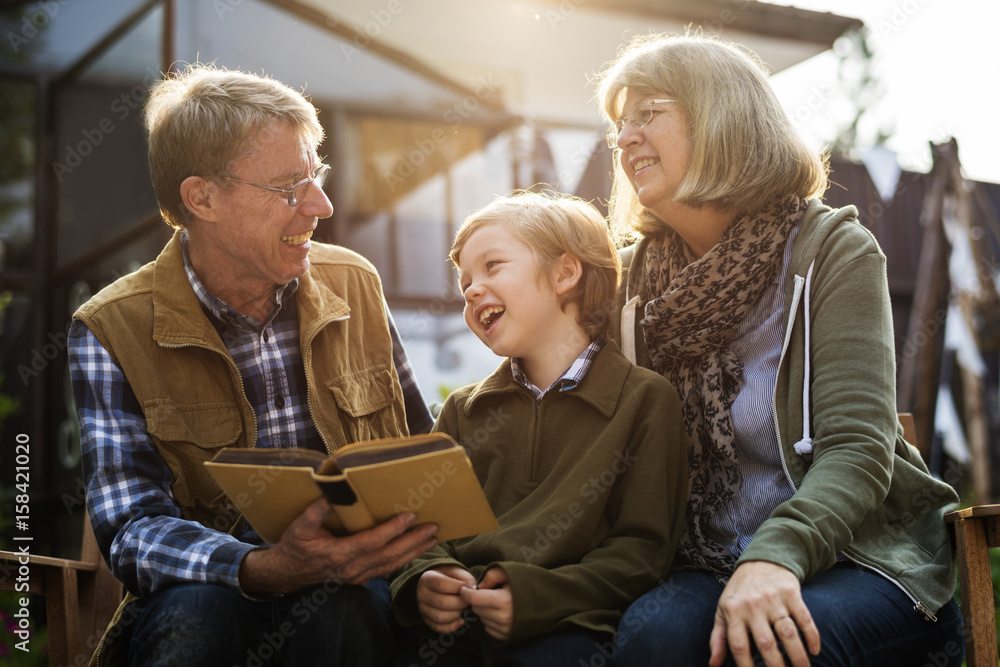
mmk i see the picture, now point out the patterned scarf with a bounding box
[641,195,807,575]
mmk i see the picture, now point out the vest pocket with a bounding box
[145,399,243,521]
[327,366,397,443]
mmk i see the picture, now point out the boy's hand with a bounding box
[460,566,514,642]
[416,565,477,633]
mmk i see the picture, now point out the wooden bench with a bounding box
[0,512,122,666]
[3,417,996,665]
[946,504,1000,667]
[900,412,999,666]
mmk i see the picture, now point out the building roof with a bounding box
[300,0,863,126]
[3,0,862,127]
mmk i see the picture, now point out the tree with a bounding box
[827,27,892,158]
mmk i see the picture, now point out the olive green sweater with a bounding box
[612,199,959,617]
[391,343,688,644]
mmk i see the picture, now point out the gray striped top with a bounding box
[704,225,801,559]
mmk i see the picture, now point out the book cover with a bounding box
[204,433,499,543]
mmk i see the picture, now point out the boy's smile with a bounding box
[476,304,506,335]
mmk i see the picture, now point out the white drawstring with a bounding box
[622,295,640,365]
[793,260,816,457]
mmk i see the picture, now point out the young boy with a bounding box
[390,192,688,666]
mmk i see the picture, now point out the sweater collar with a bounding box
[463,342,631,419]
[510,337,606,399]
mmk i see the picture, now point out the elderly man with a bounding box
[67,66,438,666]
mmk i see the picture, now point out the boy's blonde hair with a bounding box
[450,192,621,340]
[596,33,828,240]
[144,64,324,229]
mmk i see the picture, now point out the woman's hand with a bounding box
[709,561,821,667]
[460,566,514,642]
[416,565,477,633]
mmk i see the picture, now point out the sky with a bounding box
[767,0,1000,185]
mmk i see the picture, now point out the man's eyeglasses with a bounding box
[222,163,331,206]
[606,99,676,148]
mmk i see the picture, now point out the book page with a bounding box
[209,447,329,470]
[333,434,455,468]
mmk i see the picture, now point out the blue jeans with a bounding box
[126,580,393,666]
[374,578,610,667]
[393,620,608,667]
[613,564,965,667]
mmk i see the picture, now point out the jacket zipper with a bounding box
[771,273,937,623]
[529,397,542,482]
[843,552,938,621]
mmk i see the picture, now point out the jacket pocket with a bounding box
[145,399,243,517]
[327,366,398,443]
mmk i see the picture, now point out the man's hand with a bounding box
[416,565,477,633]
[239,498,438,595]
[708,561,821,667]
[460,566,514,642]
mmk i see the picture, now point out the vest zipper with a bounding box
[157,340,258,446]
[157,340,257,535]
[94,593,138,666]
[302,313,350,456]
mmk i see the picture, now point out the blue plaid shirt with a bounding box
[510,337,605,399]
[69,242,432,597]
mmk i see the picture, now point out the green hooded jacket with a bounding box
[611,199,958,618]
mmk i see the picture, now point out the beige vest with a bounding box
[75,232,409,531]
[78,233,410,666]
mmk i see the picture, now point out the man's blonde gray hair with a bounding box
[144,64,324,229]
[596,33,829,240]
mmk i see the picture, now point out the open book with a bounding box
[204,433,499,544]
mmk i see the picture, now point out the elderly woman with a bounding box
[599,34,963,667]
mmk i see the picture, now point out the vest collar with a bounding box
[151,231,352,347]
[295,258,352,344]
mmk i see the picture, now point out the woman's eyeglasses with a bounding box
[606,99,676,148]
